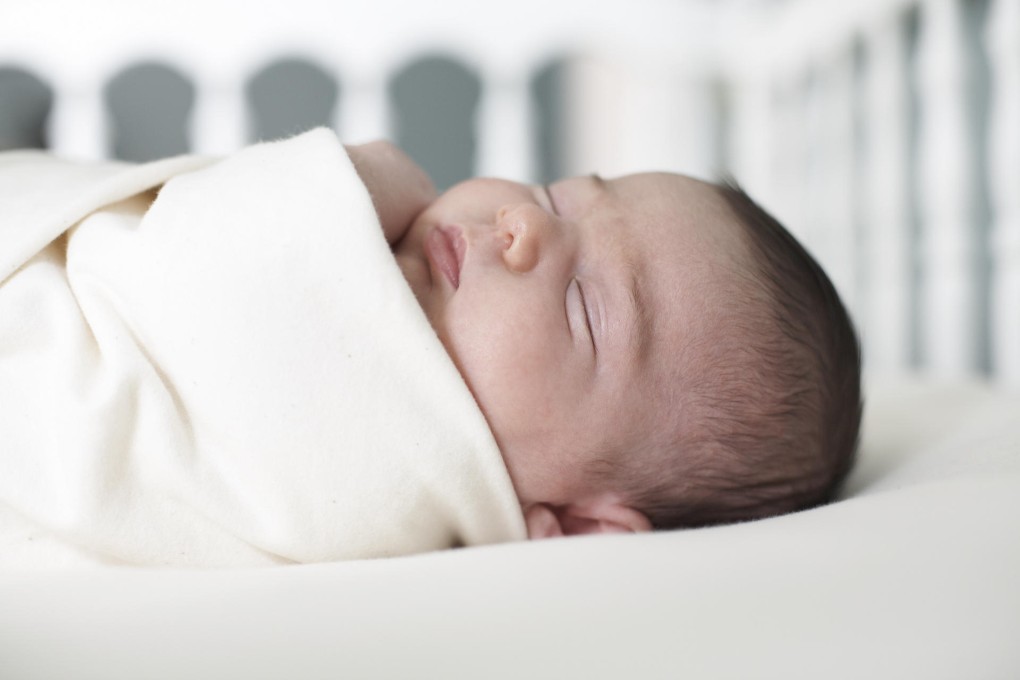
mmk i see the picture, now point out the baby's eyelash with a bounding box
[575,279,596,352]
[543,184,558,215]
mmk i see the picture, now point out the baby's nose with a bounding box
[498,204,553,273]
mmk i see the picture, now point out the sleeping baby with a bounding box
[382,140,863,538]
[0,128,861,567]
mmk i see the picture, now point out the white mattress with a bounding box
[0,374,1018,679]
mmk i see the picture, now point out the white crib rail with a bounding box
[1,0,1017,387]
[0,0,720,179]
[727,0,1019,389]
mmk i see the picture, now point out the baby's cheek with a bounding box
[393,253,429,311]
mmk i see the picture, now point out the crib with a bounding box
[3,0,1018,388]
[1,0,1018,678]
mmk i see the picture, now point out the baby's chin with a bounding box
[393,240,459,365]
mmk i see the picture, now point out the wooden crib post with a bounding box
[916,0,982,376]
[987,0,1020,387]
[862,13,913,373]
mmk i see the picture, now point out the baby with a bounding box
[352,139,863,539]
[0,129,860,566]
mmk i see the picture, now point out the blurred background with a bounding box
[1,0,1018,388]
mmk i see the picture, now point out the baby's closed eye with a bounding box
[567,278,596,356]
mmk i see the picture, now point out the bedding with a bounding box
[0,375,1016,679]
[0,128,525,567]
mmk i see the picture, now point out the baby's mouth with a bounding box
[424,225,465,289]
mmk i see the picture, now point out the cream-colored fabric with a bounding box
[0,129,526,567]
[0,149,214,286]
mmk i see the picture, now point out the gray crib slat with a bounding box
[389,55,480,192]
[245,57,340,144]
[916,0,987,376]
[986,0,1020,388]
[105,62,195,163]
[862,14,914,374]
[0,66,52,151]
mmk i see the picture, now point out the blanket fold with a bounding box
[0,129,526,567]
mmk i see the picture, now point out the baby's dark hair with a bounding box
[597,179,862,529]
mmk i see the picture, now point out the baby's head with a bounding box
[394,171,861,538]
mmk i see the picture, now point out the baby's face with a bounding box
[394,171,748,506]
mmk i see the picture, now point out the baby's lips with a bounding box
[425,224,465,289]
[441,224,466,273]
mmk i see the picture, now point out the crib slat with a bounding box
[916,0,982,376]
[561,55,721,181]
[987,0,1020,388]
[48,82,107,161]
[728,73,774,200]
[192,77,246,154]
[815,51,858,319]
[476,73,534,182]
[863,15,913,373]
[768,74,811,246]
[338,76,392,144]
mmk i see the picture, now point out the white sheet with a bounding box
[0,376,1017,679]
[0,129,526,567]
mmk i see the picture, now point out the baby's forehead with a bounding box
[619,172,732,229]
[619,170,716,194]
[602,172,749,276]
[605,170,756,391]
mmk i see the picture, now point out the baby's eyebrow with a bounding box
[622,253,651,367]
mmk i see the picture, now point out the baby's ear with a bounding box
[524,496,652,539]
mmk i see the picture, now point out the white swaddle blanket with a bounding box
[0,128,526,567]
